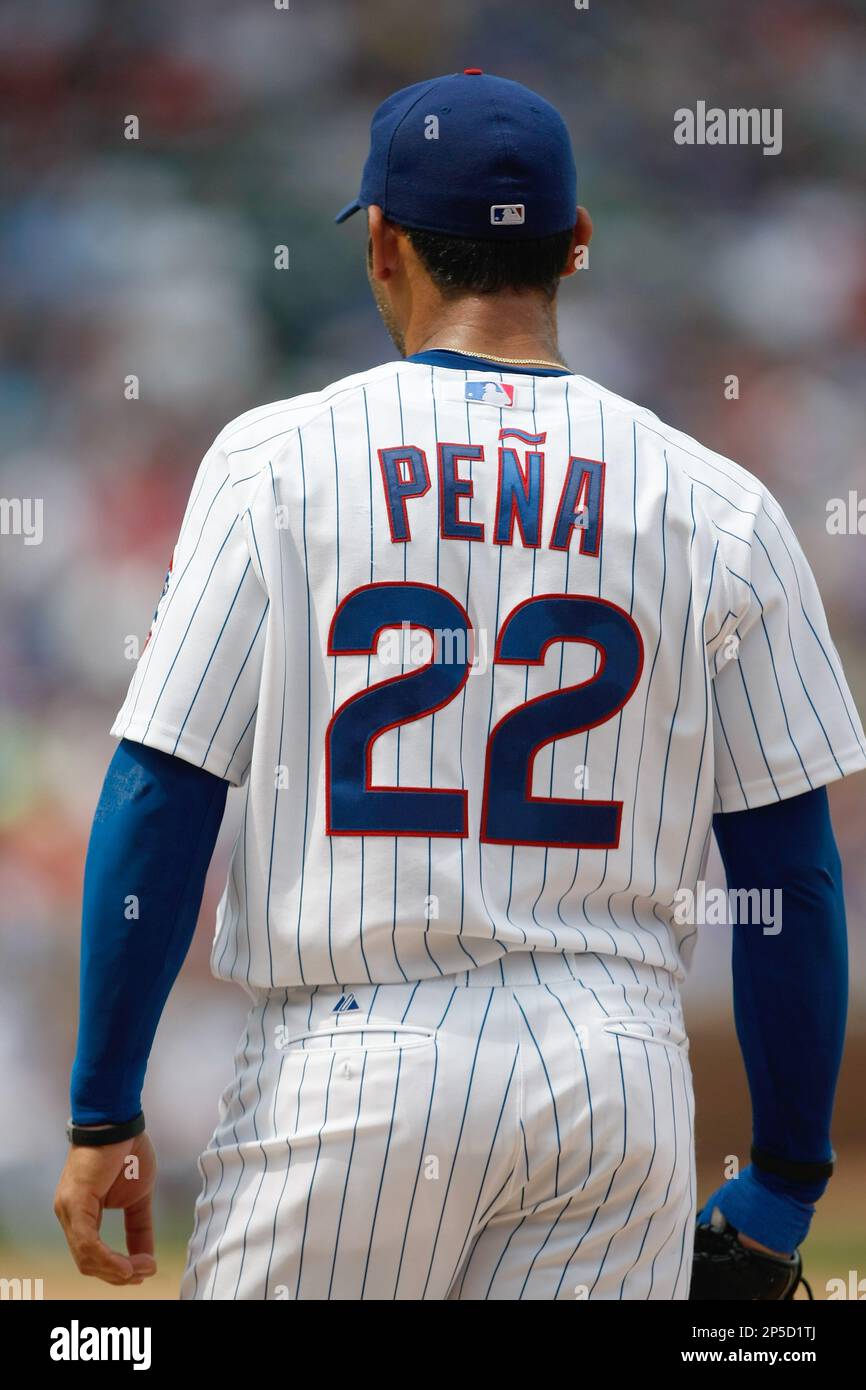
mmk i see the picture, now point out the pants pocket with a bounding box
[276,1016,438,1055]
[601,1018,689,1051]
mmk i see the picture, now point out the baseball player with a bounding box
[55,72,865,1300]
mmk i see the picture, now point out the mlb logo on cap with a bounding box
[465,381,515,406]
[491,204,525,225]
[335,71,577,242]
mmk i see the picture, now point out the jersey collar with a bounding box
[406,349,570,377]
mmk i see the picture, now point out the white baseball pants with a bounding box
[181,952,695,1300]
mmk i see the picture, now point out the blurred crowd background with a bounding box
[1,0,864,1295]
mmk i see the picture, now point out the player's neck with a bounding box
[406,292,565,367]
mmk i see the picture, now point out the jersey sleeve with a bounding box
[111,442,268,786]
[710,489,866,813]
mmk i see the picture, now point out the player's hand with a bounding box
[696,1165,814,1260]
[54,1131,158,1285]
[737,1230,790,1259]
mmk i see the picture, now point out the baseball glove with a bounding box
[689,1208,813,1300]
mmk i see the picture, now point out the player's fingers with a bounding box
[124,1194,157,1274]
[55,1189,138,1284]
[68,1226,137,1283]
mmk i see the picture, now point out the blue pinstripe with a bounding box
[514,997,562,1195]
[326,407,341,982]
[617,448,670,940]
[672,543,719,887]
[263,1050,311,1298]
[357,385,374,985]
[140,517,239,741]
[711,680,746,808]
[393,1039,441,1297]
[262,463,290,987]
[328,1048,370,1296]
[645,1045,682,1298]
[647,487,699,899]
[360,1047,406,1298]
[610,1038,659,1298]
[553,1032,629,1298]
[294,1051,338,1298]
[203,600,268,766]
[421,988,495,1296]
[170,560,253,751]
[293,431,315,984]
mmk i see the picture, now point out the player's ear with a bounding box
[560,206,593,280]
[367,205,402,282]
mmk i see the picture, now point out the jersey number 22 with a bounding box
[325,581,643,849]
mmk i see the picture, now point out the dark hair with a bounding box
[399,224,573,300]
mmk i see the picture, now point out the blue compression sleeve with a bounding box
[712,786,847,1209]
[70,738,228,1124]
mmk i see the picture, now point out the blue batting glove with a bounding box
[697,1165,816,1255]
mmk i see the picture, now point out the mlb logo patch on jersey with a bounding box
[490,203,525,225]
[465,380,515,407]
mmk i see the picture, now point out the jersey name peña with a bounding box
[379,429,603,554]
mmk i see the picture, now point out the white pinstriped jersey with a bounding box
[113,360,866,988]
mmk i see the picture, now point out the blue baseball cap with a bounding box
[335,70,577,241]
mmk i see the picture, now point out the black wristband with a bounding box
[751,1145,835,1184]
[66,1112,146,1147]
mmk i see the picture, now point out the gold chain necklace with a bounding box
[427,344,568,371]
